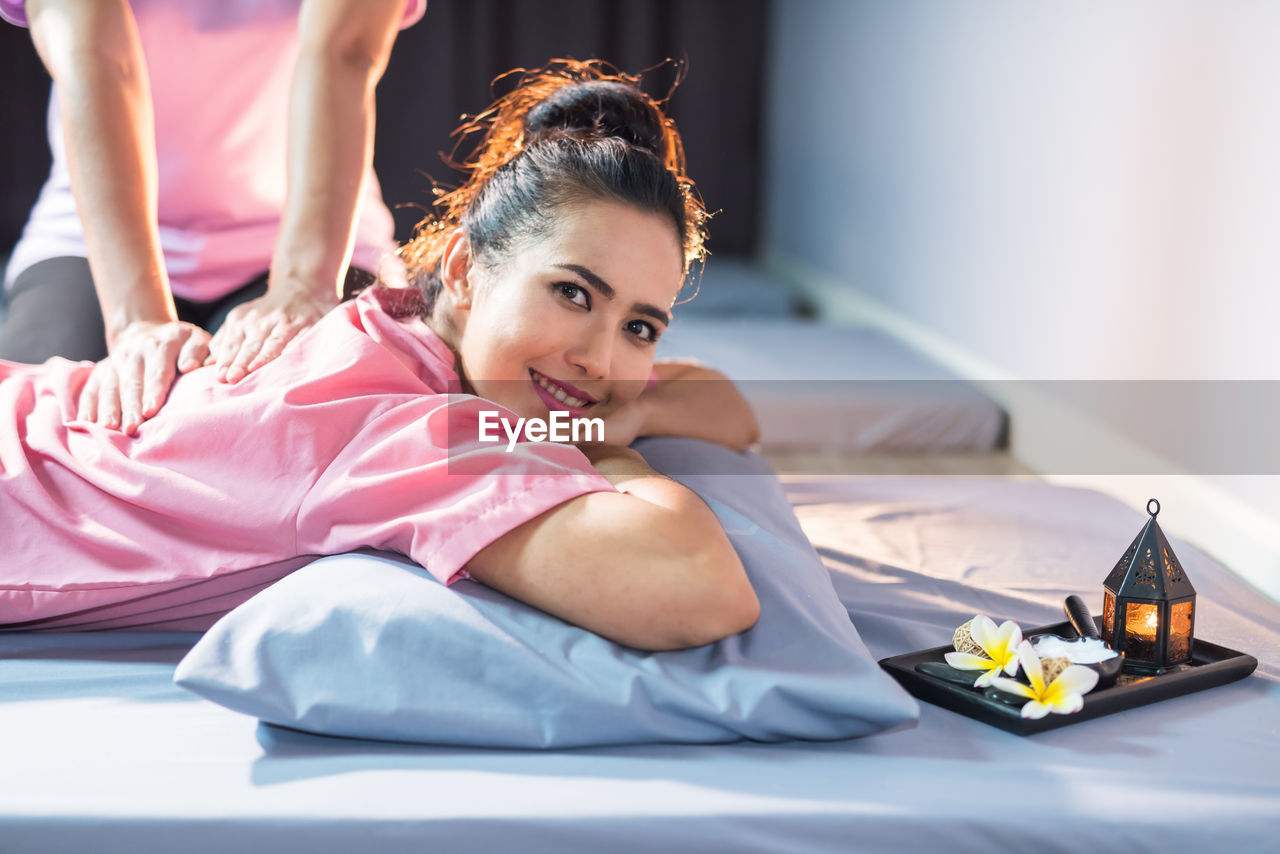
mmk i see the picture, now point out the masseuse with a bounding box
[1,60,761,651]
[0,0,422,434]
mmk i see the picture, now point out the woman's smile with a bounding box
[530,368,598,417]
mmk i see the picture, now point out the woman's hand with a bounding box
[597,396,651,447]
[602,362,761,452]
[207,280,338,383]
[78,319,211,434]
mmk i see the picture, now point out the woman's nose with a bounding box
[567,328,613,379]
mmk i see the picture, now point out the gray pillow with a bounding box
[174,438,919,747]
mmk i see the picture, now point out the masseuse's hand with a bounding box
[78,319,211,435]
[207,281,338,383]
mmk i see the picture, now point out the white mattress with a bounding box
[663,257,1006,452]
[659,317,1007,452]
[677,257,801,319]
[3,477,1277,852]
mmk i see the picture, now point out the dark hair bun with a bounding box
[524,80,667,158]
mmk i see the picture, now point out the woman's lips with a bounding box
[530,369,597,416]
[533,370,596,403]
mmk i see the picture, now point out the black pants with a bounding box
[0,257,375,364]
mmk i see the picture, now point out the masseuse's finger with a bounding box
[77,363,104,423]
[118,348,150,435]
[176,326,212,373]
[244,321,301,373]
[138,334,182,420]
[92,362,123,431]
[220,320,270,384]
[210,312,249,382]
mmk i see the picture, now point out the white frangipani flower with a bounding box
[990,639,1101,720]
[943,615,1023,687]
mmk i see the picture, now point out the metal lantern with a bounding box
[1101,499,1196,673]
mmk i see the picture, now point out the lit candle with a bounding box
[1124,603,1159,660]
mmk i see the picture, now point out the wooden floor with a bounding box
[763,449,1040,478]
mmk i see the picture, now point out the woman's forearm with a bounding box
[28,0,175,340]
[468,488,757,651]
[635,363,761,451]
[272,0,403,297]
[468,444,759,651]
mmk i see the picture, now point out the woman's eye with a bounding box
[625,319,659,343]
[555,282,589,308]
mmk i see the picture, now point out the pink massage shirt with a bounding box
[0,0,425,299]
[0,288,615,631]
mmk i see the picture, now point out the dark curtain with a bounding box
[0,21,51,259]
[0,0,766,260]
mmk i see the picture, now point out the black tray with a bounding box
[878,619,1258,735]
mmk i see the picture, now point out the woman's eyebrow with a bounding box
[554,263,671,326]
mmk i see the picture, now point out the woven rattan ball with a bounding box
[952,619,986,656]
[1040,656,1071,685]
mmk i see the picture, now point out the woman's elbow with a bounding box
[297,42,382,81]
[707,571,761,643]
[651,551,760,651]
[716,386,761,452]
[733,409,762,452]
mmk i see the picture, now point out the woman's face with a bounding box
[447,199,685,422]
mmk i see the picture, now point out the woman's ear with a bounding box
[439,229,475,311]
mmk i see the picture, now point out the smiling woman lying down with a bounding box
[0,60,761,651]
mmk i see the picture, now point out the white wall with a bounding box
[762,0,1280,598]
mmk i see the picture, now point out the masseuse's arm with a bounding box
[209,0,405,383]
[465,445,759,652]
[602,361,761,451]
[28,0,210,434]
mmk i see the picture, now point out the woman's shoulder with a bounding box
[331,286,458,391]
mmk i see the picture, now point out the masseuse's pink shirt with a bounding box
[1,0,426,298]
[0,288,614,631]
